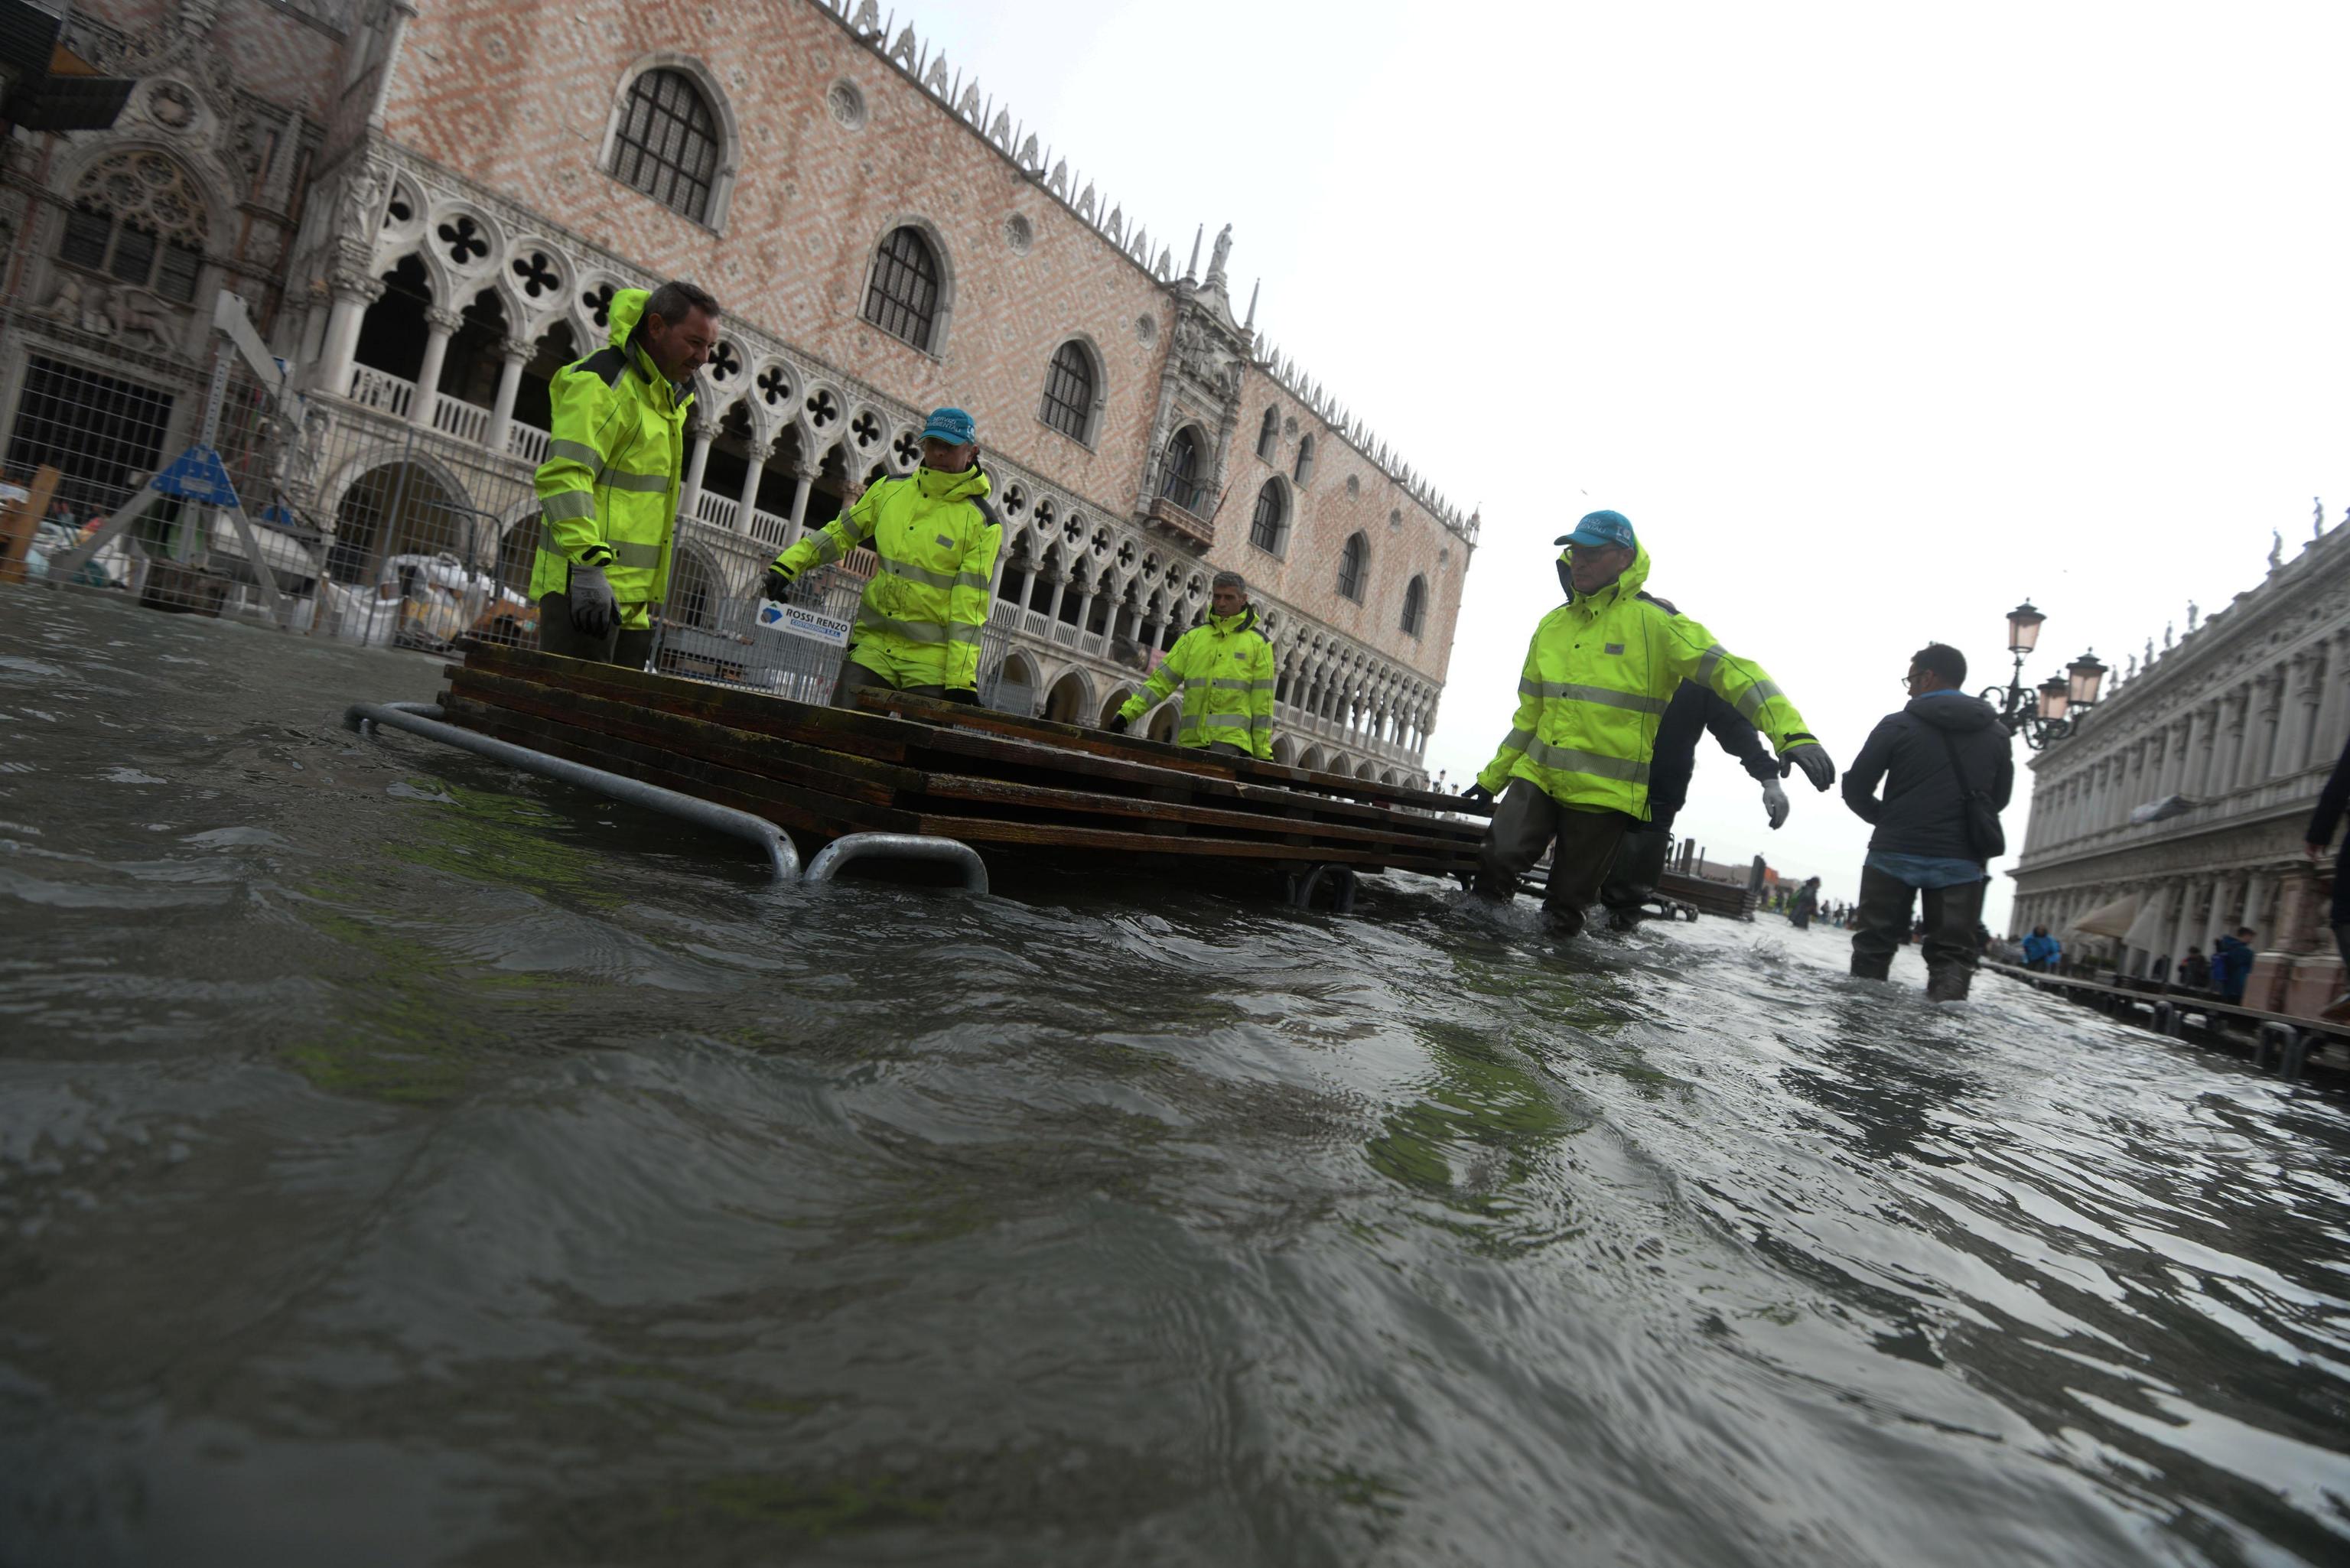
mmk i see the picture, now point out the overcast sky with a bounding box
[900,0,2350,929]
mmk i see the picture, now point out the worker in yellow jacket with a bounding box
[529,281,719,665]
[1109,571,1276,757]
[764,407,1002,706]
[1465,510,1835,937]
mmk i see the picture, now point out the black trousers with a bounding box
[1850,864,1985,995]
[537,592,654,669]
[1473,779,1634,939]
[829,656,945,708]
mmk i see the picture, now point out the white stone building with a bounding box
[2008,517,2350,1005]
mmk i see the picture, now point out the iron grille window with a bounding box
[609,68,720,224]
[1040,340,1094,441]
[5,356,174,519]
[864,226,940,351]
[1337,532,1368,602]
[56,205,204,304]
[1157,427,1202,512]
[1401,574,1427,636]
[1248,479,1286,555]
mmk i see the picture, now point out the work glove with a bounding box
[1107,714,1130,734]
[1778,735,1836,792]
[1761,776,1790,828]
[1461,782,1495,805]
[942,688,981,706]
[762,561,796,602]
[567,562,617,638]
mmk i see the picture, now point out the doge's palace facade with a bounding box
[0,0,1474,785]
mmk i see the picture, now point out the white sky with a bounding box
[900,0,2350,929]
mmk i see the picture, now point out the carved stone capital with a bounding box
[424,307,465,335]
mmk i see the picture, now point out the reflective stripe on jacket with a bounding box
[527,288,693,628]
[1476,542,1811,818]
[1118,607,1276,758]
[772,464,1002,691]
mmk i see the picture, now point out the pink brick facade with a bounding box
[1,0,1474,779]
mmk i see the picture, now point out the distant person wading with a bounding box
[1841,642,2014,1002]
[529,281,720,667]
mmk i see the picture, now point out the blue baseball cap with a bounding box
[921,406,977,444]
[1554,509,1636,551]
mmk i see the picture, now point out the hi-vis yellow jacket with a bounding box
[528,288,692,631]
[1118,607,1277,757]
[770,464,1002,691]
[1476,542,1814,818]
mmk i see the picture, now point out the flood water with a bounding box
[2,587,2347,1568]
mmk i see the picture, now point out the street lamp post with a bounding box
[1982,600,2105,750]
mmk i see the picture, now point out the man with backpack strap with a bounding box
[1841,642,2016,1000]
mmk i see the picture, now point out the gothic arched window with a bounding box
[864,226,942,351]
[1256,406,1278,460]
[1337,531,1369,603]
[1040,339,1095,441]
[609,68,721,224]
[1249,479,1287,555]
[1294,434,1316,486]
[1401,574,1427,636]
[56,151,207,304]
[1158,425,1203,512]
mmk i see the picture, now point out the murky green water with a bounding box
[3,587,2347,1566]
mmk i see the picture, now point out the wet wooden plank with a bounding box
[856,687,1486,816]
[444,666,917,805]
[913,773,1476,860]
[440,695,916,838]
[457,644,1483,845]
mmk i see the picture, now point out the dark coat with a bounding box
[1649,681,1777,818]
[1841,691,2015,860]
[2309,730,2350,924]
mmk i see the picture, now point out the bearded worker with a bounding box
[529,280,719,665]
[1107,570,1275,756]
[1463,509,1836,938]
[763,407,1002,707]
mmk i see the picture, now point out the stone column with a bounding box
[1043,572,1069,626]
[785,471,815,548]
[735,440,766,535]
[677,418,714,532]
[2283,650,2322,774]
[2160,717,2191,797]
[2313,631,2350,764]
[410,307,461,431]
[487,337,530,454]
[313,271,381,398]
[2241,872,2272,942]
[2239,673,2281,789]
[2202,873,2238,954]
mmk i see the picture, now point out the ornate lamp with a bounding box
[2006,601,2045,656]
[2067,651,2108,710]
[1983,606,2100,750]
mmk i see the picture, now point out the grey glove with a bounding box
[1460,782,1495,805]
[1779,740,1835,792]
[568,562,617,638]
[1761,776,1790,828]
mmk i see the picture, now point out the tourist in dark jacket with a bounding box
[1842,642,2016,1001]
[2306,728,2350,1018]
[2179,946,2212,989]
[2210,928,2257,1006]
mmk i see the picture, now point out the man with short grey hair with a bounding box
[529,279,719,665]
[1110,570,1276,756]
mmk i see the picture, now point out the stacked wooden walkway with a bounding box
[436,646,1489,883]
